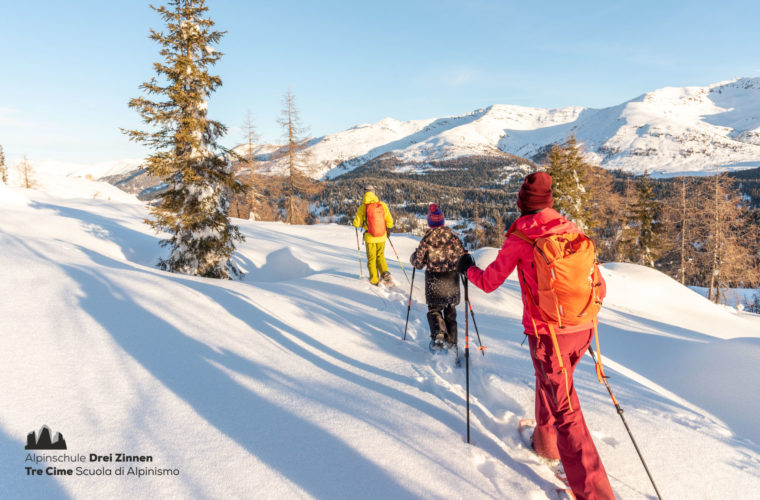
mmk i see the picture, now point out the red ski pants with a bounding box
[529,329,615,500]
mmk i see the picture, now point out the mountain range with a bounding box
[292,77,760,179]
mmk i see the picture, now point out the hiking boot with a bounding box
[381,271,392,282]
[434,333,445,345]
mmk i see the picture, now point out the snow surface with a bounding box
[25,158,143,181]
[1,178,760,499]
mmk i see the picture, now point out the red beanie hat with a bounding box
[516,172,553,212]
[427,203,445,227]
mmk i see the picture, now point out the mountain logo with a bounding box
[25,426,67,450]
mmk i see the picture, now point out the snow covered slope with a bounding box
[297,78,760,178]
[1,179,760,499]
[30,159,143,181]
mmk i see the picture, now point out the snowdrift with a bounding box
[1,180,759,499]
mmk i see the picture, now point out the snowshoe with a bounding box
[519,419,570,489]
[380,271,395,288]
[428,334,446,353]
[518,418,561,468]
[554,489,575,500]
[428,338,461,366]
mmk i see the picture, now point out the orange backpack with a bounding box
[511,230,603,327]
[511,229,606,411]
[366,202,387,237]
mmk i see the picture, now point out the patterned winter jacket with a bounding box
[411,226,466,307]
[410,226,466,272]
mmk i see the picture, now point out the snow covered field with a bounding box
[1,176,759,499]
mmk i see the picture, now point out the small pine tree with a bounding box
[123,0,244,279]
[544,136,595,232]
[621,171,664,267]
[277,90,318,224]
[0,145,7,184]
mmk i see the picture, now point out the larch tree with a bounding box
[0,145,7,184]
[544,136,595,232]
[277,90,318,224]
[123,0,244,279]
[239,110,279,221]
[241,109,259,166]
[700,174,759,303]
[661,177,700,284]
[17,155,37,189]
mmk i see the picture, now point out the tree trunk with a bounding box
[708,176,720,302]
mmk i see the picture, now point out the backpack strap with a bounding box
[547,323,574,413]
[517,267,541,326]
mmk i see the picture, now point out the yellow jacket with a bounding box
[353,192,394,243]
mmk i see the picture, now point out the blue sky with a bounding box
[1,0,759,164]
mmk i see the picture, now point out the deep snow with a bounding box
[1,178,759,499]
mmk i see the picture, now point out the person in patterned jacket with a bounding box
[410,204,466,346]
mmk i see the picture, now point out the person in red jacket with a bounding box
[456,172,614,500]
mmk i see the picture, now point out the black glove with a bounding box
[456,253,475,275]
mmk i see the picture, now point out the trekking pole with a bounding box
[588,346,662,500]
[354,227,363,279]
[464,276,471,444]
[403,267,416,341]
[387,235,410,284]
[460,275,486,356]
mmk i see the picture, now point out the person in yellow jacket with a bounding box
[353,185,394,285]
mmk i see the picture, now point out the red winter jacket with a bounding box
[466,208,606,336]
